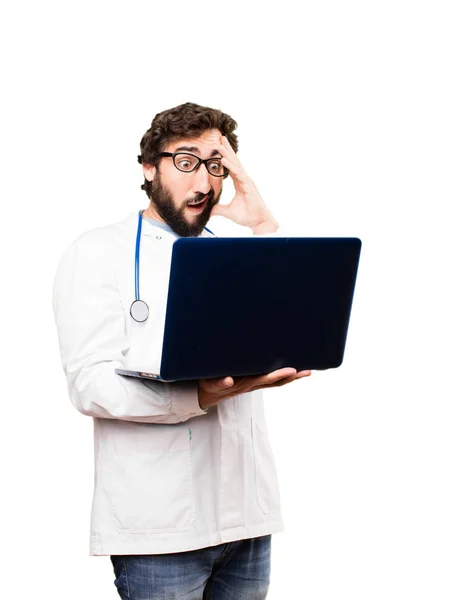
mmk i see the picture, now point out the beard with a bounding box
[148,172,222,237]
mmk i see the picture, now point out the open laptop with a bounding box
[115,236,362,382]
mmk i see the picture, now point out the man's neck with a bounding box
[142,205,166,224]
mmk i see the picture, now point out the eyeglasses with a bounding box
[159,152,229,178]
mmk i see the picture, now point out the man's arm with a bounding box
[52,236,207,424]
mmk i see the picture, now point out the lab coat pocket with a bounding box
[106,423,195,533]
[251,419,281,515]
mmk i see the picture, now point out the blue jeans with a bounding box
[110,535,271,599]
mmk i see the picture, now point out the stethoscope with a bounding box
[130,210,214,323]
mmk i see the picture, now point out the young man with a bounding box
[53,102,311,600]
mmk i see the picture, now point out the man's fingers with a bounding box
[232,368,294,391]
[251,370,312,391]
[221,376,234,388]
[235,368,297,392]
[252,378,297,391]
[201,368,310,397]
[210,376,233,390]
[264,368,297,378]
[265,368,298,381]
[212,376,234,391]
[200,376,234,393]
[272,371,312,387]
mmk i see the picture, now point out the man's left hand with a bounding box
[211,136,279,235]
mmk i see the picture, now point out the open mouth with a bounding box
[186,196,208,212]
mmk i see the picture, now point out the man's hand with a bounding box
[198,368,311,411]
[210,136,279,234]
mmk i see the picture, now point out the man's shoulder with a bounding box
[57,213,137,269]
[69,212,136,250]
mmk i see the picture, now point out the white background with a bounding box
[1,1,459,598]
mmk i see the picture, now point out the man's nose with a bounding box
[193,162,212,194]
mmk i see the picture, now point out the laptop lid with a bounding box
[158,237,361,381]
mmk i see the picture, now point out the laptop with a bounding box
[115,236,362,382]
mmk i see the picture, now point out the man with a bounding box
[53,102,311,600]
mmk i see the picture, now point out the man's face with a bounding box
[142,129,225,237]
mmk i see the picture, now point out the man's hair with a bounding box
[138,102,238,197]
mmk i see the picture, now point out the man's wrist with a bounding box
[251,219,279,235]
[199,401,209,413]
[198,391,208,412]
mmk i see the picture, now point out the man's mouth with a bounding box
[186,195,208,212]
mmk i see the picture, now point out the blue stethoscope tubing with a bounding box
[130,210,214,323]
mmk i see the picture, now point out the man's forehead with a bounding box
[165,129,222,154]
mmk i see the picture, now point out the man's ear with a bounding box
[142,163,156,182]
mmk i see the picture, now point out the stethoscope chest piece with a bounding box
[130,299,149,323]
[131,210,214,323]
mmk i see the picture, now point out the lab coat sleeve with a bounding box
[52,235,207,424]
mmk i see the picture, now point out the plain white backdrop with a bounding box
[1,1,459,598]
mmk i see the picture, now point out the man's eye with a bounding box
[209,161,221,171]
[178,160,192,169]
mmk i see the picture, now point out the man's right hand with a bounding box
[198,368,312,411]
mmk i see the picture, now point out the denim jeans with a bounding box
[110,535,271,599]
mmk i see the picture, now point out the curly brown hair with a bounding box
[138,102,238,198]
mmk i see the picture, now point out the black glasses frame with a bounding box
[159,152,229,178]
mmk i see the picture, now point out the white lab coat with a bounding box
[52,211,283,556]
